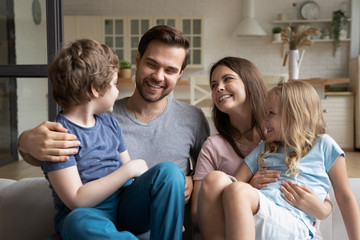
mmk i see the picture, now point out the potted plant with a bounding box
[118,60,132,78]
[272,27,282,42]
[331,9,348,56]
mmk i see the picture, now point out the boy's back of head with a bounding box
[49,39,119,109]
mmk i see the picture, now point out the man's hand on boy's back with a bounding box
[18,121,80,164]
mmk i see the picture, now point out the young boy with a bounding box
[41,39,185,239]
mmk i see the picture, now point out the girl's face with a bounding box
[210,65,247,114]
[264,94,282,142]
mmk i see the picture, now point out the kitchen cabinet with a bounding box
[64,16,103,43]
[64,16,203,68]
[349,56,360,149]
[296,78,354,149]
[322,92,354,150]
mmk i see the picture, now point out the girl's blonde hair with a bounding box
[258,81,326,178]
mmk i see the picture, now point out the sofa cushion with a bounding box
[0,177,57,240]
[319,178,360,240]
[0,178,17,190]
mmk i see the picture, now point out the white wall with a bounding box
[63,0,353,80]
[350,0,360,58]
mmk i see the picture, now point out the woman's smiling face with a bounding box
[210,65,247,114]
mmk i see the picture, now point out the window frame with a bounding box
[0,0,63,164]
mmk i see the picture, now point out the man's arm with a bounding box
[17,121,80,166]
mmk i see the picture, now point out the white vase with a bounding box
[288,50,304,80]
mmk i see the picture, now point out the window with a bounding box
[182,18,202,66]
[102,17,203,68]
[104,18,125,60]
[65,16,203,68]
[155,18,176,27]
[129,19,151,65]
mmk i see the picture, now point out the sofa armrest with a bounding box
[0,177,57,240]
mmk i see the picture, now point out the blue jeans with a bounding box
[55,162,185,240]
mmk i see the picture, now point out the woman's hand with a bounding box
[184,176,193,204]
[249,168,280,189]
[281,180,332,220]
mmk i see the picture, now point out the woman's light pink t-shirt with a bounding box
[193,134,260,181]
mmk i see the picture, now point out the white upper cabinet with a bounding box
[64,16,203,68]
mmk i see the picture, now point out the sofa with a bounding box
[0,177,359,240]
[0,177,149,240]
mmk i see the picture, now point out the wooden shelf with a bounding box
[294,78,350,85]
[272,18,352,24]
[325,91,353,96]
[117,78,134,86]
[175,80,189,85]
[273,19,332,24]
[271,18,352,47]
[272,39,350,44]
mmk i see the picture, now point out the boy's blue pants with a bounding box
[54,162,185,240]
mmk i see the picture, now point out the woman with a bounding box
[192,57,332,239]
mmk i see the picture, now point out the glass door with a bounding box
[0,0,62,166]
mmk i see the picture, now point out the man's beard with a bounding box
[135,78,172,103]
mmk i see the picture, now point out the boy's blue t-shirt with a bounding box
[41,113,127,210]
[244,134,344,237]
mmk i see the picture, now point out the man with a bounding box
[18,25,210,239]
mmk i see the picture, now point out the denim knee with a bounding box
[61,208,93,238]
[60,208,137,240]
[153,162,186,185]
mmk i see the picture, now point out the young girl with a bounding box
[194,57,332,239]
[220,81,360,239]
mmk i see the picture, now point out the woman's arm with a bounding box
[328,155,360,240]
[191,180,202,231]
[234,163,254,182]
[281,181,332,220]
[18,121,80,165]
[48,150,148,210]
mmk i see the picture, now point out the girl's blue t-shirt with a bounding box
[41,113,127,210]
[244,134,344,237]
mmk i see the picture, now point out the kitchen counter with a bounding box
[296,78,349,85]
[293,78,350,98]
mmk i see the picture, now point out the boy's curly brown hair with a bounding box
[49,39,119,109]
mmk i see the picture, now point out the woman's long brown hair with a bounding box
[210,57,267,158]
